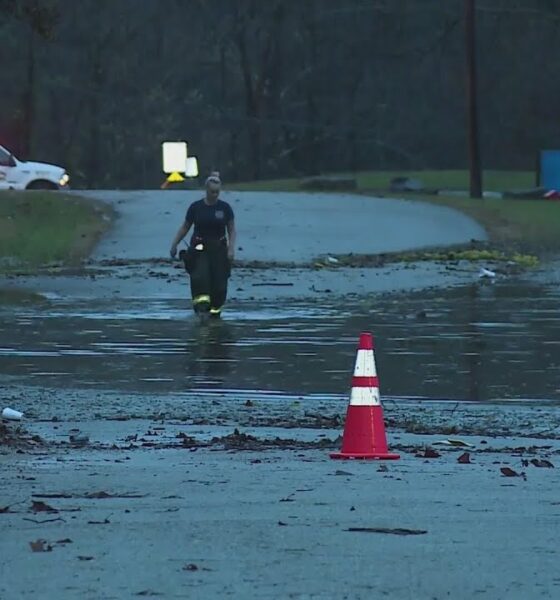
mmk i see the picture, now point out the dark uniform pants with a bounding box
[188,239,230,315]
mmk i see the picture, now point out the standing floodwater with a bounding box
[1,281,559,403]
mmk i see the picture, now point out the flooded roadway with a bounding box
[2,192,560,600]
[1,189,557,419]
[1,280,559,404]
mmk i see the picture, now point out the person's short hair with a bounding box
[205,171,221,187]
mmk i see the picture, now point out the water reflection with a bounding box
[465,283,482,402]
[185,320,236,386]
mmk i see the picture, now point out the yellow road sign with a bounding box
[167,171,185,183]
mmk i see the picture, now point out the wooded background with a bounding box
[1,0,559,188]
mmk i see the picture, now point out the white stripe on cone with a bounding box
[348,347,381,406]
[349,386,381,406]
[353,349,377,377]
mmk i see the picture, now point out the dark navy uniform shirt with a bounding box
[185,199,234,240]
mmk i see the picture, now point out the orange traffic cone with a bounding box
[331,332,399,460]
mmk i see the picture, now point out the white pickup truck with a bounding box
[0,144,70,190]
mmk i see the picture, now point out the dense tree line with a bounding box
[1,0,560,188]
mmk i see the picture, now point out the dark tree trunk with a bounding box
[21,27,36,158]
[465,0,482,198]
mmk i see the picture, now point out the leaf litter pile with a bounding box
[0,422,43,449]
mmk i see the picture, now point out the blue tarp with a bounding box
[540,150,560,189]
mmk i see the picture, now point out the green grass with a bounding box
[0,288,46,304]
[359,170,535,192]
[231,169,560,251]
[427,195,560,250]
[0,191,113,271]
[230,169,536,192]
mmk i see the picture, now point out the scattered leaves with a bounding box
[177,433,199,448]
[31,501,58,513]
[500,467,525,478]
[84,491,144,499]
[29,539,53,552]
[417,448,440,459]
[458,452,471,464]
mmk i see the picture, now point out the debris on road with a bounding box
[29,539,53,553]
[87,517,111,525]
[347,527,427,536]
[251,282,294,287]
[23,517,66,524]
[84,491,145,499]
[417,447,441,459]
[1,422,44,448]
[30,500,58,513]
[434,439,474,448]
[458,452,472,464]
[32,493,73,499]
[69,431,90,446]
[524,458,554,468]
[2,407,24,421]
[500,467,526,479]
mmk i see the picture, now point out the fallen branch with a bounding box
[347,527,427,536]
[23,517,66,524]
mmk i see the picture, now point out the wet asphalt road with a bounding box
[2,437,559,600]
[79,190,487,263]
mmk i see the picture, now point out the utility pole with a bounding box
[465,0,483,198]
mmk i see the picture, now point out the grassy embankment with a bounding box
[232,170,560,255]
[0,191,113,274]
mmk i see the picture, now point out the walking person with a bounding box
[170,172,236,319]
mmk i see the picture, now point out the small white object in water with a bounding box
[479,267,496,279]
[2,407,24,421]
[327,256,339,264]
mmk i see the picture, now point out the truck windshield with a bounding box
[0,146,14,166]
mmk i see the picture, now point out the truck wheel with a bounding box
[26,180,58,190]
